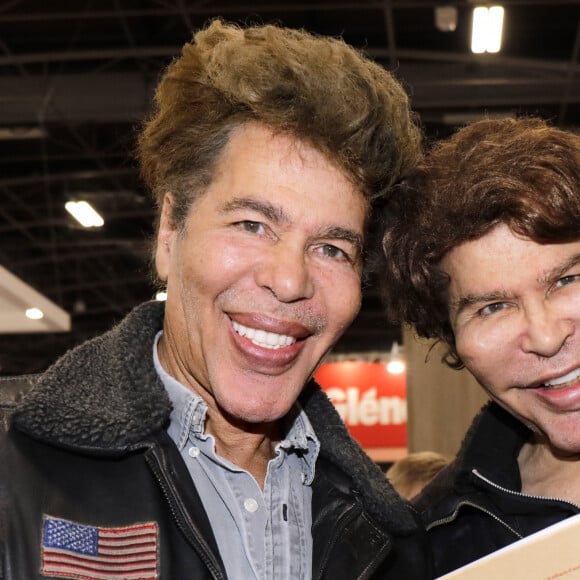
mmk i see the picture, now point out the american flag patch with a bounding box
[41,515,159,580]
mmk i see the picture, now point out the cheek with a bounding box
[181,243,244,290]
[456,326,503,369]
[326,275,362,330]
[560,291,580,320]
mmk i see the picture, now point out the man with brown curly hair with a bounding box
[381,116,580,576]
[0,19,431,579]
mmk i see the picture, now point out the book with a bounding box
[437,513,580,579]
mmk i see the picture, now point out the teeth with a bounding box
[544,367,580,387]
[232,321,296,350]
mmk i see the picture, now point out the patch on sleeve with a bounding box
[40,515,159,579]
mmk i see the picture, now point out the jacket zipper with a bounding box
[426,499,523,539]
[144,447,227,580]
[427,469,580,537]
[472,469,580,509]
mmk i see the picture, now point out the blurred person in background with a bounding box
[381,116,580,576]
[386,451,450,500]
[0,19,432,580]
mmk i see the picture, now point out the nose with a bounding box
[520,303,574,357]
[256,243,315,303]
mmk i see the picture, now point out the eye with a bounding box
[555,274,580,289]
[314,243,357,265]
[478,302,508,317]
[237,220,265,235]
[320,245,346,259]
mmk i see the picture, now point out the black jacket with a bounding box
[414,402,579,577]
[0,301,432,579]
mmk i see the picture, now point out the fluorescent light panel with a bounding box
[0,126,48,140]
[65,201,104,228]
[472,6,504,54]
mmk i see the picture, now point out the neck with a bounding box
[206,413,283,489]
[216,416,280,489]
[518,437,580,505]
[157,331,283,488]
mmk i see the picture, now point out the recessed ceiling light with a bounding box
[25,307,44,320]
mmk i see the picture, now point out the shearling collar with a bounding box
[300,383,420,534]
[12,300,418,534]
[12,301,172,452]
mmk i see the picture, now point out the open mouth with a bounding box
[541,367,580,390]
[232,320,297,350]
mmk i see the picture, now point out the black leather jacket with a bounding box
[0,301,432,580]
[414,403,580,577]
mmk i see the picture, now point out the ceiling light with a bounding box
[0,126,48,140]
[471,6,504,54]
[0,265,70,333]
[386,342,406,375]
[435,6,458,32]
[65,201,104,228]
[25,307,44,320]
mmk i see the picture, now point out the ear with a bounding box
[155,193,176,282]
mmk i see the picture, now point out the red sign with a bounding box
[314,361,407,448]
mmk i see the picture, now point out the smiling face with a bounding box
[155,123,367,428]
[443,224,580,456]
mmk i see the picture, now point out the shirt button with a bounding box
[244,498,259,513]
[188,446,200,458]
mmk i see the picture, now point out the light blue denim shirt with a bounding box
[153,332,320,580]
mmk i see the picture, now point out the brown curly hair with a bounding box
[381,117,580,368]
[137,19,422,237]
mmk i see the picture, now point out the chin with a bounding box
[549,438,580,458]
[223,400,293,426]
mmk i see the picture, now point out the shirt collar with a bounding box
[153,331,208,450]
[153,331,320,483]
[277,406,320,485]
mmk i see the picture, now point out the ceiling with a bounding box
[1,0,579,375]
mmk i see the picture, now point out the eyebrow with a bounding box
[539,253,580,284]
[221,197,287,224]
[319,226,364,256]
[221,196,364,254]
